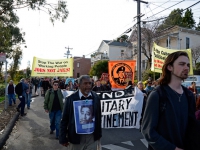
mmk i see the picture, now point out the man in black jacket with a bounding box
[59,75,102,150]
[141,51,198,150]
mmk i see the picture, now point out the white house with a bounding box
[91,40,133,65]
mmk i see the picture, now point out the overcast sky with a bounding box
[13,0,200,69]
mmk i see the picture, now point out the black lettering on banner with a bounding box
[119,100,124,111]
[105,101,112,112]
[126,98,132,109]
[101,111,138,128]
[102,101,105,112]
[118,112,124,127]
[110,100,117,112]
[133,111,138,126]
[106,114,112,127]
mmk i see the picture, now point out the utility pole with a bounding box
[64,46,73,58]
[135,0,148,81]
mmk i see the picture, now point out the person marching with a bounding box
[141,51,199,150]
[59,75,102,150]
[44,80,64,139]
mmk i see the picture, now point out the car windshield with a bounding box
[185,77,197,81]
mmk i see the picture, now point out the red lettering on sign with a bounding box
[47,69,56,72]
[57,68,70,72]
[34,68,46,72]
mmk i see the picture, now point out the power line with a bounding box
[141,1,200,22]
[143,0,171,19]
[145,0,185,20]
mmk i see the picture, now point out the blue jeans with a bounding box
[27,93,32,108]
[18,96,25,115]
[49,110,62,138]
[8,93,16,105]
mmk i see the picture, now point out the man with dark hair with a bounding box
[59,75,102,150]
[6,80,16,106]
[141,51,199,150]
[44,80,64,139]
[114,66,127,85]
[79,105,94,124]
[16,78,29,116]
[92,79,105,92]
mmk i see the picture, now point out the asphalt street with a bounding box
[4,94,147,150]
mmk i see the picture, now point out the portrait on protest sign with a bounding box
[108,60,136,89]
[73,100,95,134]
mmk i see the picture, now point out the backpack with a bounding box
[15,82,23,96]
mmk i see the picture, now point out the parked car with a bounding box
[182,75,200,87]
[182,75,200,99]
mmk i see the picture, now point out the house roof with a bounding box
[158,25,200,36]
[103,40,130,47]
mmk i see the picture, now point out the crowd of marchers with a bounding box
[5,51,200,150]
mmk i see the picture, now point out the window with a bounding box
[166,39,171,48]
[77,73,80,78]
[77,62,80,68]
[186,37,190,49]
[121,50,124,57]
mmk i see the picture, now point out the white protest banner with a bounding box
[99,87,144,129]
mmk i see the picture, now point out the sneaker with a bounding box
[21,113,27,116]
[55,137,59,140]
[9,104,12,106]
[16,107,20,112]
[50,131,54,134]
[27,107,30,109]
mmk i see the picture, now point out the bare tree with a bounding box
[129,21,160,69]
[191,46,200,68]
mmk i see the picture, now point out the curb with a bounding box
[0,95,39,149]
[0,112,20,149]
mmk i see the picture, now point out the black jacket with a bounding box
[59,90,102,144]
[142,85,197,150]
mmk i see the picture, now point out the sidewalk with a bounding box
[0,89,39,149]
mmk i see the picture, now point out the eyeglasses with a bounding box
[53,84,59,86]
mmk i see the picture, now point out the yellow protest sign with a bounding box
[151,43,193,75]
[31,57,73,77]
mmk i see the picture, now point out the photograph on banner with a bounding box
[100,87,144,129]
[151,43,193,75]
[73,100,95,134]
[108,60,136,89]
[31,57,73,77]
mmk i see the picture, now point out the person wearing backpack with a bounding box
[16,78,29,116]
[141,51,200,150]
[44,80,64,139]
